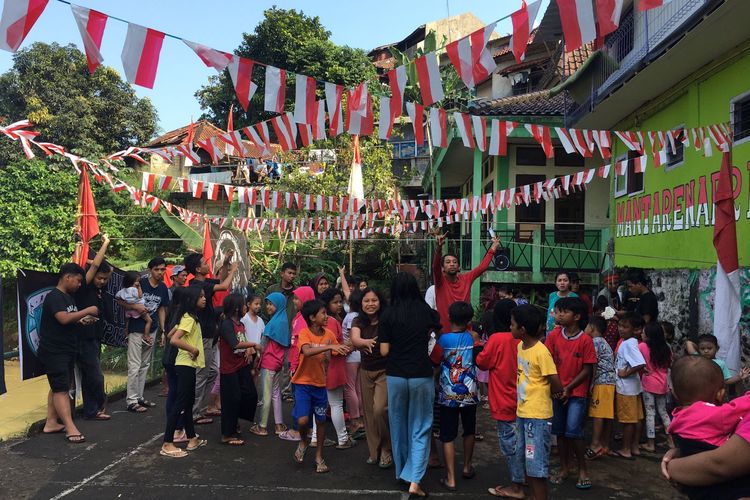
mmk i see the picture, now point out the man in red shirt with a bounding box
[432,232,499,333]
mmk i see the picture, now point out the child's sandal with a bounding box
[315,459,329,473]
[294,443,307,463]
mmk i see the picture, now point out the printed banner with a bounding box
[210,224,251,291]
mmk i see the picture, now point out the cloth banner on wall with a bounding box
[17,263,129,381]
[209,224,251,294]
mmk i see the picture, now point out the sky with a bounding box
[0,0,549,134]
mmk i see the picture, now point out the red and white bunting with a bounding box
[312,100,326,141]
[429,107,448,148]
[70,5,107,73]
[387,66,408,116]
[242,122,272,156]
[454,112,476,149]
[346,90,373,136]
[638,0,672,12]
[510,1,542,63]
[264,65,286,113]
[489,120,516,156]
[405,102,425,146]
[445,22,497,89]
[183,39,232,71]
[614,130,642,152]
[196,136,223,164]
[555,127,576,154]
[557,0,597,52]
[142,172,156,192]
[525,124,553,158]
[378,96,395,140]
[593,130,611,158]
[271,112,297,151]
[597,163,611,178]
[191,180,204,198]
[414,52,444,106]
[615,157,628,176]
[348,82,368,116]
[707,124,730,153]
[227,56,257,112]
[325,82,344,136]
[633,154,648,173]
[294,74,317,124]
[206,182,220,201]
[569,128,592,157]
[472,115,487,152]
[0,0,48,52]
[596,0,624,37]
[222,130,246,157]
[121,23,165,89]
[298,123,316,147]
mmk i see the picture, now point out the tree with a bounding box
[195,7,377,129]
[0,42,158,162]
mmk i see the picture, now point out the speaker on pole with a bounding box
[493,248,511,271]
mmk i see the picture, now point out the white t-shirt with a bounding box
[342,312,361,363]
[425,285,437,310]
[615,337,646,396]
[240,314,265,345]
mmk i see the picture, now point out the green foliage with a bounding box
[195,7,377,128]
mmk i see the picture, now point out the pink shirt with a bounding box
[288,315,308,372]
[668,394,750,447]
[638,343,669,394]
[259,338,285,371]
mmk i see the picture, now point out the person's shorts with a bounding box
[496,420,525,484]
[616,393,644,424]
[588,385,615,419]
[551,396,587,439]
[39,348,75,393]
[438,404,477,442]
[292,384,328,422]
[516,417,552,478]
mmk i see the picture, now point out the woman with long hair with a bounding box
[379,272,441,498]
[162,286,188,444]
[351,287,392,468]
[639,321,674,451]
[546,271,578,334]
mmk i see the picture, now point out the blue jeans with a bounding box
[517,417,552,478]
[164,364,183,431]
[551,397,587,439]
[387,376,434,484]
[496,420,525,484]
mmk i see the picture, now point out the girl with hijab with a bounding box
[289,286,316,376]
[249,292,289,436]
[309,273,330,298]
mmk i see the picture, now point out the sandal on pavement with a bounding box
[274,424,288,435]
[315,459,330,473]
[42,425,66,434]
[279,429,301,442]
[336,438,357,450]
[294,443,307,463]
[205,409,222,417]
[173,432,189,444]
[193,416,213,425]
[249,424,268,436]
[462,466,476,479]
[66,434,86,443]
[378,455,393,469]
[138,398,156,408]
[585,447,607,460]
[576,477,593,490]
[160,448,188,458]
[549,472,568,485]
[366,457,377,465]
[186,439,207,451]
[127,403,147,413]
[487,486,525,498]
[439,478,456,492]
[608,450,636,461]
[221,438,245,446]
[87,411,111,421]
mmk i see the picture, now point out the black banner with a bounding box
[17,263,129,381]
[210,225,251,291]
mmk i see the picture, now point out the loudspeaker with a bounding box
[493,248,511,271]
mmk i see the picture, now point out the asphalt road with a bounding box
[0,385,679,499]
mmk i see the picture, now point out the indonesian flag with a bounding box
[415,52,444,106]
[596,0,624,36]
[0,0,48,52]
[264,65,286,113]
[183,39,232,71]
[271,112,297,151]
[227,56,257,112]
[472,115,487,152]
[346,91,373,137]
[175,144,200,164]
[557,0,597,52]
[197,136,223,165]
[142,172,156,192]
[242,122,272,156]
[202,219,214,274]
[510,1,541,63]
[347,136,365,202]
[633,154,647,173]
[526,124,553,158]
[713,151,741,374]
[157,174,172,190]
[405,102,425,146]
[191,180,204,199]
[206,182,220,201]
[349,82,368,116]
[294,74,317,124]
[387,66,408,116]
[429,107,448,148]
[638,0,672,12]
[121,23,165,89]
[453,112,475,149]
[70,5,107,74]
[74,165,99,267]
[445,23,497,89]
[489,120,516,156]
[325,82,344,136]
[311,100,326,140]
[222,130,246,157]
[378,96,395,140]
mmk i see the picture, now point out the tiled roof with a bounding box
[498,55,550,75]
[560,42,594,78]
[493,30,536,57]
[471,89,574,116]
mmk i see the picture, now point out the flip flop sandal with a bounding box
[193,417,213,425]
[366,457,377,465]
[576,478,593,490]
[487,486,525,498]
[608,450,636,461]
[475,433,485,442]
[173,433,189,444]
[127,403,147,413]
[42,426,66,434]
[549,473,568,485]
[336,438,357,450]
[585,447,606,460]
[88,411,111,421]
[160,448,188,458]
[274,424,289,435]
[205,409,222,416]
[186,439,207,451]
[66,434,86,444]
[439,478,456,492]
[462,467,476,479]
[315,459,330,473]
[138,399,156,408]
[352,428,366,440]
[378,456,393,469]
[279,429,301,442]
[294,443,307,463]
[221,438,245,446]
[249,424,268,436]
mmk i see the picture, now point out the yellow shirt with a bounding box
[175,314,205,369]
[516,341,557,419]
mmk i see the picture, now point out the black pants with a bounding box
[220,365,258,437]
[164,365,197,443]
[77,336,106,418]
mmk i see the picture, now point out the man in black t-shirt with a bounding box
[39,263,99,443]
[184,251,237,423]
[625,269,659,323]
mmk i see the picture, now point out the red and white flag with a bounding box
[0,0,48,52]
[191,180,204,199]
[325,82,344,136]
[271,112,297,151]
[264,65,286,113]
[595,0,624,36]
[557,0,597,52]
[713,151,742,373]
[446,23,498,89]
[70,5,107,73]
[197,136,223,165]
[243,121,272,156]
[227,56,257,112]
[121,23,165,89]
[415,52,444,106]
[223,130,246,157]
[555,127,577,154]
[633,154,647,173]
[429,107,448,148]
[615,130,643,152]
[294,74,317,124]
[510,1,542,63]
[175,145,201,164]
[489,120,516,156]
[311,100,326,140]
[405,102,425,146]
[638,0,672,12]
[347,135,365,202]
[387,66,408,116]
[472,115,487,152]
[206,183,220,201]
[525,124,553,157]
[378,96,395,140]
[453,112,475,149]
[346,90,373,137]
[348,82,368,116]
[183,39,232,71]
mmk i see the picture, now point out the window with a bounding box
[516,146,547,166]
[515,174,546,242]
[482,156,492,181]
[665,127,684,170]
[614,151,644,198]
[554,147,585,167]
[554,189,585,244]
[731,90,750,144]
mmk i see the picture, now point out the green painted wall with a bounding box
[612,51,750,269]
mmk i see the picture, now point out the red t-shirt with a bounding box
[475,332,520,421]
[545,326,597,398]
[325,316,347,389]
[432,248,495,333]
[218,318,249,375]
